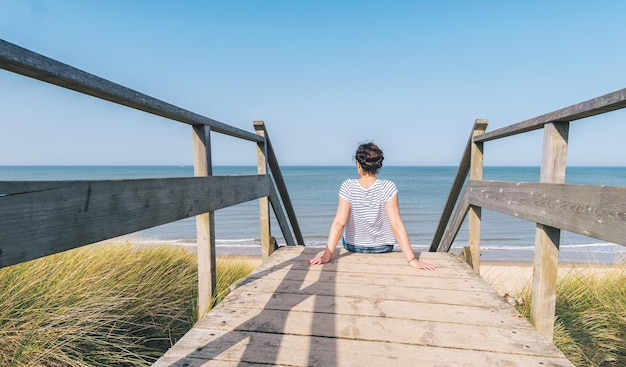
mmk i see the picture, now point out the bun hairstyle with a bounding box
[355,142,384,175]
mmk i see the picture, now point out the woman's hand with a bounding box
[307,256,331,265]
[409,259,436,271]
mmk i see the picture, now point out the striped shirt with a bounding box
[339,179,398,246]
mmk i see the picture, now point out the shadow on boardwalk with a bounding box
[155,248,354,366]
[153,247,574,366]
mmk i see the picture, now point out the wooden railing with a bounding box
[430,88,626,340]
[0,39,304,319]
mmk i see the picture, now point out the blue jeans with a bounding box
[342,238,394,254]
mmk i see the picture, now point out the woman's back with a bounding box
[340,178,397,246]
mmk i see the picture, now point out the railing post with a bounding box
[254,121,273,258]
[530,121,569,340]
[467,119,487,273]
[193,125,216,319]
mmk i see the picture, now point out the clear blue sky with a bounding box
[1,0,625,166]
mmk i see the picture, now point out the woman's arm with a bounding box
[308,197,351,265]
[385,195,436,270]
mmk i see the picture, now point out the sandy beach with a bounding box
[480,260,621,298]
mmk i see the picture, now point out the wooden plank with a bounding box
[436,186,470,252]
[268,183,297,246]
[255,124,272,258]
[216,291,521,327]
[430,119,488,251]
[153,330,573,367]
[228,275,503,308]
[475,87,626,142]
[193,308,560,356]
[0,175,269,268]
[254,121,304,245]
[246,261,490,285]
[259,250,476,279]
[531,122,569,341]
[154,247,574,366]
[467,180,626,246]
[193,125,216,319]
[0,39,261,142]
[242,269,496,293]
[267,246,457,264]
[468,120,486,272]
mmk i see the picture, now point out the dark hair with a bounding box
[354,142,384,175]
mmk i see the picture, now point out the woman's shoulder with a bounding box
[339,178,358,191]
[377,178,397,187]
[377,179,398,193]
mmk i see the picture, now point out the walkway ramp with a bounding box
[154,246,574,366]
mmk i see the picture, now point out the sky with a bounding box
[1,0,625,166]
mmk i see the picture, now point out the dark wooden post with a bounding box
[468,119,487,273]
[254,121,273,258]
[193,125,216,319]
[530,121,569,340]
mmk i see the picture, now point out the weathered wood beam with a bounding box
[467,180,626,247]
[531,121,568,341]
[0,39,261,142]
[430,119,488,252]
[436,187,471,252]
[254,120,305,246]
[475,88,626,142]
[268,183,297,247]
[0,175,270,268]
[468,120,486,273]
[255,125,273,258]
[193,125,216,319]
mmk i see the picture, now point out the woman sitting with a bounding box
[308,142,436,270]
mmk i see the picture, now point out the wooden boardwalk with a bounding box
[153,246,574,366]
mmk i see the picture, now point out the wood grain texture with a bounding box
[268,183,296,246]
[193,125,216,319]
[468,120,486,272]
[475,88,626,142]
[430,119,488,252]
[255,124,272,258]
[467,180,626,246]
[530,122,569,341]
[0,175,269,268]
[255,121,304,245]
[153,246,574,367]
[436,187,470,252]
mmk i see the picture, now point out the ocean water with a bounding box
[1,165,625,263]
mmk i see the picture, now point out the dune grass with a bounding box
[516,263,625,367]
[0,243,258,367]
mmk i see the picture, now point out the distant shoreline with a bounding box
[110,237,625,265]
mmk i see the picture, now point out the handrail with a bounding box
[0,39,303,319]
[0,175,269,268]
[431,87,626,341]
[255,121,305,246]
[429,120,487,252]
[475,88,626,143]
[0,39,261,142]
[467,180,626,245]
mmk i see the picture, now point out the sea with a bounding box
[2,165,625,263]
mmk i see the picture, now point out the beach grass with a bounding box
[0,242,257,367]
[515,263,626,367]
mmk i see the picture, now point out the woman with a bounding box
[307,142,436,270]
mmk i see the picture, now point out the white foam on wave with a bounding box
[115,236,624,258]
